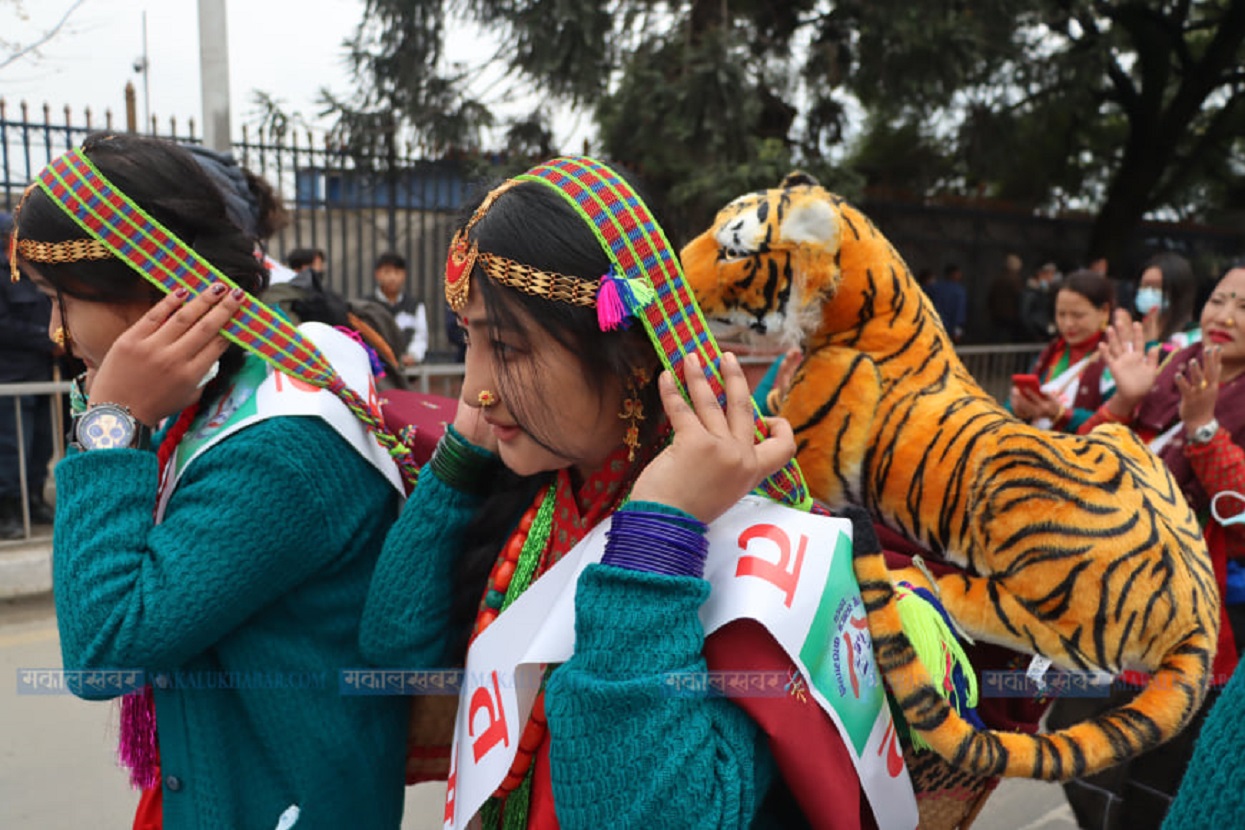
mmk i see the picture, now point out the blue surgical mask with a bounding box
[1212,492,1245,527]
[1135,286,1166,316]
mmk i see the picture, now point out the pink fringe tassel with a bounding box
[596,276,625,331]
[118,686,160,790]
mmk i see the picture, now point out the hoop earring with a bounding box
[618,368,651,462]
[477,390,498,408]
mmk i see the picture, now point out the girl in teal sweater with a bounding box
[12,134,408,829]
[362,159,888,828]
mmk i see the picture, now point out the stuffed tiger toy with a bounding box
[680,172,1219,781]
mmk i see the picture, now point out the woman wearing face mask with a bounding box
[1057,261,1245,830]
[1134,252,1200,352]
[1009,270,1115,432]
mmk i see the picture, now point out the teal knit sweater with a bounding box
[1163,662,1245,828]
[361,469,778,828]
[55,416,406,829]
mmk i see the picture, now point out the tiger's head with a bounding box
[681,171,842,348]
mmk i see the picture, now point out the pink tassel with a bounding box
[118,686,160,790]
[596,275,626,331]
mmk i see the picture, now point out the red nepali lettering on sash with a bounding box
[735,524,807,608]
[444,740,458,823]
[879,718,905,778]
[468,670,510,762]
[272,371,320,394]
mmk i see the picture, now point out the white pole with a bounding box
[197,0,232,151]
[140,11,150,127]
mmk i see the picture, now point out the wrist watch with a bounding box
[73,403,151,451]
[1187,418,1220,446]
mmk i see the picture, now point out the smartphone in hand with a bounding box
[1012,374,1043,397]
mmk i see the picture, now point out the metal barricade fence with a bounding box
[0,379,70,544]
[0,345,1041,545]
[403,342,1046,408]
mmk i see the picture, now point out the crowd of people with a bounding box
[4,130,1244,830]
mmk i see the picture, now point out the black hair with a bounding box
[12,132,268,400]
[287,247,326,271]
[1058,269,1114,311]
[1141,251,1196,342]
[446,175,664,659]
[183,143,288,241]
[374,251,406,271]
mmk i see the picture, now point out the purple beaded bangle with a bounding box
[602,509,708,578]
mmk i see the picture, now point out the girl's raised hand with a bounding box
[89,283,243,426]
[629,352,796,525]
[1099,308,1159,410]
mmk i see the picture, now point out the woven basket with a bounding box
[904,745,999,830]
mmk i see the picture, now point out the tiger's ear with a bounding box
[781,170,820,188]
[780,197,841,307]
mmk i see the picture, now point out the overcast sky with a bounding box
[2,0,591,149]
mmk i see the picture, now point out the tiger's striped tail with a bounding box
[854,537,1214,780]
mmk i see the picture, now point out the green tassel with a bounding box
[620,275,656,312]
[893,582,977,751]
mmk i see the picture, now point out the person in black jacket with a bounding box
[0,211,56,537]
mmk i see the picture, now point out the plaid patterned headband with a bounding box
[450,156,809,508]
[16,148,420,490]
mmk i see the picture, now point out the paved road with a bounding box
[1,594,1075,829]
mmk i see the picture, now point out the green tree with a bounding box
[837,0,1245,264]
[333,0,1245,254]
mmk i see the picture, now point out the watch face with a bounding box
[77,406,136,450]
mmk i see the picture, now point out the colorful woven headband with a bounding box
[447,156,809,508]
[16,148,420,490]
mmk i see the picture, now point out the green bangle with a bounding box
[429,426,500,494]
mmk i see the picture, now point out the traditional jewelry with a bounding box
[477,389,498,408]
[51,326,68,348]
[618,367,650,462]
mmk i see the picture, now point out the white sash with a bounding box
[156,322,404,520]
[443,496,918,830]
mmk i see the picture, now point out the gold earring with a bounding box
[51,326,67,347]
[618,368,651,462]
[477,390,498,407]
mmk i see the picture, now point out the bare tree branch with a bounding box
[0,0,89,72]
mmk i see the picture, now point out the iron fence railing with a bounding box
[0,379,70,544]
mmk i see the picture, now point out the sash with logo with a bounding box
[443,496,919,830]
[157,323,404,518]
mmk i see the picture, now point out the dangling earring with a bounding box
[619,368,650,462]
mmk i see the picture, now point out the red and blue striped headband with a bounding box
[459,156,809,508]
[17,148,420,489]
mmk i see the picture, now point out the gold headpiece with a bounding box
[8,181,115,282]
[444,179,598,313]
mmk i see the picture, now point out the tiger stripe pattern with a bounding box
[680,173,1218,780]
